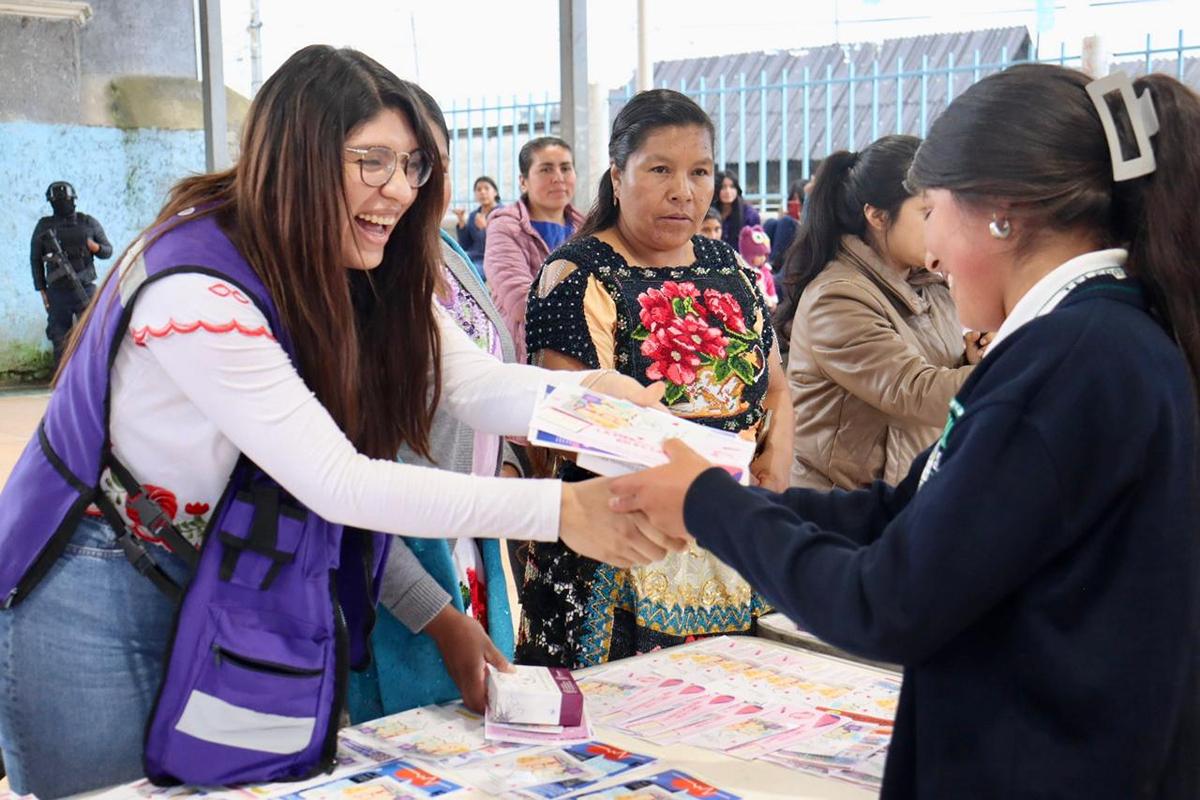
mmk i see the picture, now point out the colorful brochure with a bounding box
[350,704,530,768]
[454,748,607,796]
[529,384,755,484]
[512,741,657,799]
[574,769,740,799]
[278,760,461,799]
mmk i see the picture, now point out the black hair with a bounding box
[473,175,501,204]
[908,63,1200,406]
[713,169,747,234]
[703,207,722,223]
[575,88,716,240]
[518,136,572,177]
[775,134,920,345]
[787,179,806,203]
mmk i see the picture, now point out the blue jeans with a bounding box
[0,517,191,798]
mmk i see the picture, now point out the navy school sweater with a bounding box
[684,277,1200,798]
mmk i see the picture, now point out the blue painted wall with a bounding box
[0,121,204,376]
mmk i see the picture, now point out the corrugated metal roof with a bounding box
[1109,55,1200,87]
[611,26,1035,166]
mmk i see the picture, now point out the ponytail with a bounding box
[908,64,1200,411]
[775,135,920,347]
[1120,74,1200,403]
[574,168,620,241]
[775,151,861,332]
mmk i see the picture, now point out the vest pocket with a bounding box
[173,608,328,756]
[215,485,308,590]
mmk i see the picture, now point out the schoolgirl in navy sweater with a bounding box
[610,65,1200,799]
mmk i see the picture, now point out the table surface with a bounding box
[559,636,891,800]
[85,637,894,800]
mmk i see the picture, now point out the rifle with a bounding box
[41,228,91,306]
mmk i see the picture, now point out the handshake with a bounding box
[548,373,734,567]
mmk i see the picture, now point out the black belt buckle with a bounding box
[128,492,169,538]
[116,527,154,574]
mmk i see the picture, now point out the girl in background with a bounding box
[775,135,980,489]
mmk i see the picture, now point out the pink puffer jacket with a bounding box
[483,199,584,363]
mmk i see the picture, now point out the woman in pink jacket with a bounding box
[484,136,584,362]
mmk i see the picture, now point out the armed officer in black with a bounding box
[30,182,112,366]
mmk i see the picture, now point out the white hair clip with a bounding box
[1085,71,1160,182]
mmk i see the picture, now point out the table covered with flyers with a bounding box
[84,636,900,800]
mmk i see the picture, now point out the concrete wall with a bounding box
[0,15,83,124]
[80,0,196,79]
[0,120,204,378]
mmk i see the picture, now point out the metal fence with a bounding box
[444,30,1199,213]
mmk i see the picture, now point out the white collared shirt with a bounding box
[985,248,1129,356]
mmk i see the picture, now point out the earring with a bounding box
[989,214,1012,240]
[613,194,619,207]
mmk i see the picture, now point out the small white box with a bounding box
[485,664,583,727]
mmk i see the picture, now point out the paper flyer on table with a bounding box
[574,769,741,800]
[529,383,754,484]
[576,670,665,718]
[278,760,461,800]
[350,703,531,768]
[453,749,608,796]
[511,741,658,799]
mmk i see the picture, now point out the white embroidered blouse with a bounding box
[97,268,569,548]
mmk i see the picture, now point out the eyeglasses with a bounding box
[345,145,432,189]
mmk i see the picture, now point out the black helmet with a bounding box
[46,182,77,203]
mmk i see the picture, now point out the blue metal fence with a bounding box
[444,30,1199,213]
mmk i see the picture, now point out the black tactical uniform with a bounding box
[30,182,112,366]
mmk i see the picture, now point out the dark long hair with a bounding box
[575,88,715,241]
[713,169,747,234]
[908,63,1200,406]
[61,45,446,459]
[775,135,920,345]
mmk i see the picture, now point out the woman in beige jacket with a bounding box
[775,135,987,489]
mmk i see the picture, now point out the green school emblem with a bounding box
[918,398,964,489]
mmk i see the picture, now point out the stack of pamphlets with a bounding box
[528,383,756,484]
[485,664,593,746]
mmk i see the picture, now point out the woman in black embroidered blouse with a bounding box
[518,90,794,669]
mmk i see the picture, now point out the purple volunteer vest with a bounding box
[0,210,389,785]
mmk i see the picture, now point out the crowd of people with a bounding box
[2,44,1198,800]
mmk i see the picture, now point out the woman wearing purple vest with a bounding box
[0,46,683,798]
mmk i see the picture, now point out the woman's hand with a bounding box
[609,439,713,541]
[474,211,488,229]
[586,371,667,409]
[559,476,689,566]
[453,208,468,227]
[750,443,789,492]
[964,331,991,364]
[424,605,510,713]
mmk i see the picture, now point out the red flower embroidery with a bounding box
[702,289,747,334]
[641,317,727,385]
[184,501,210,516]
[126,484,178,542]
[638,281,704,330]
[466,568,487,629]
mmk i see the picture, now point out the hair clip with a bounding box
[1085,71,1159,182]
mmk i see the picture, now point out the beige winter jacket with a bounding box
[787,235,972,489]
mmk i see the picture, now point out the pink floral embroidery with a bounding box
[207,282,250,304]
[131,318,276,345]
